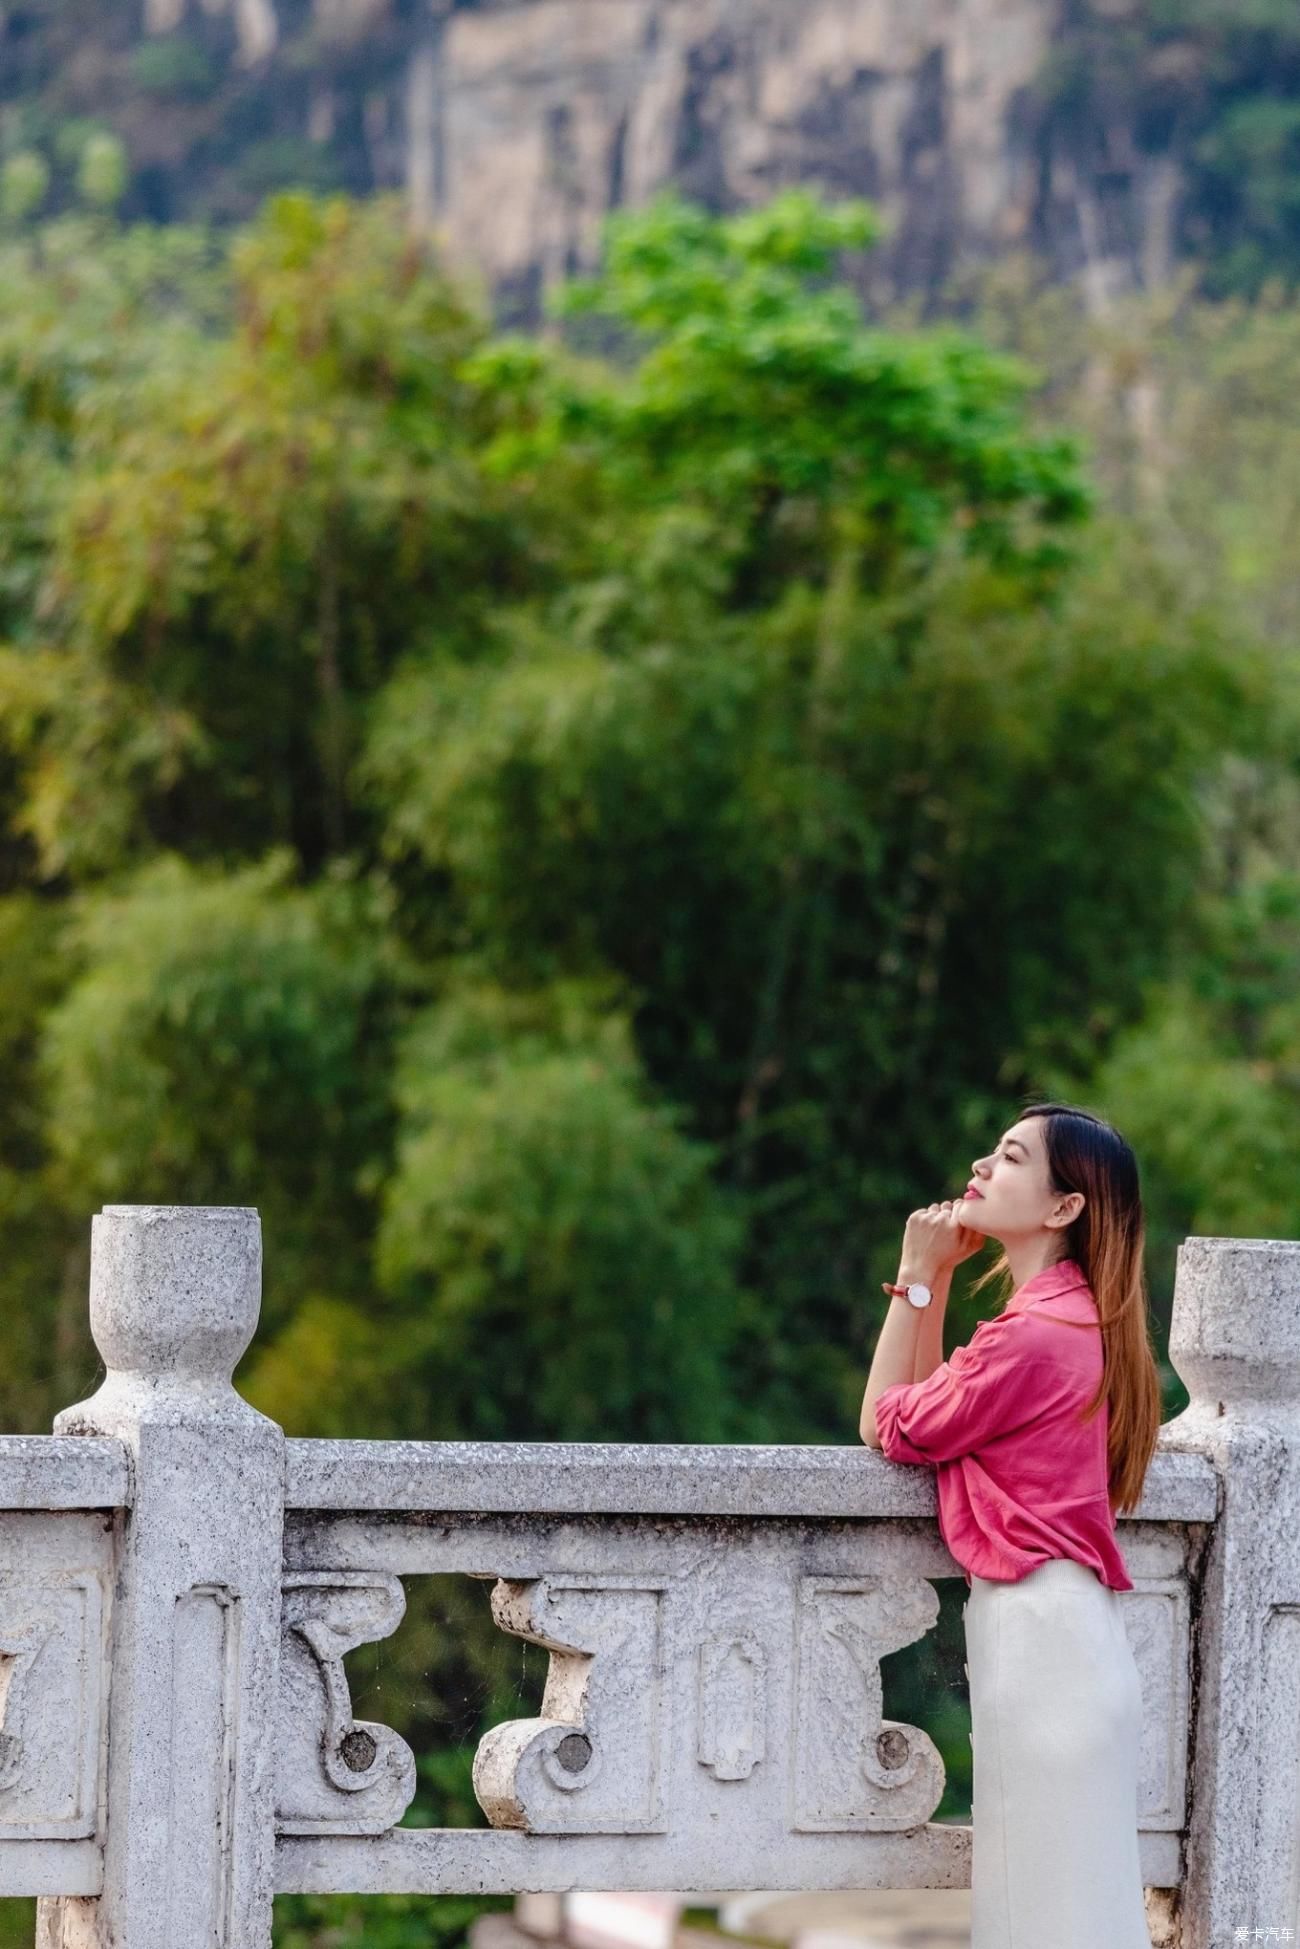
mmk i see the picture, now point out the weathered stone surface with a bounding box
[420,0,1053,313]
[283,1432,1218,1519]
[0,1512,115,1902]
[277,1571,416,1834]
[0,1442,128,1512]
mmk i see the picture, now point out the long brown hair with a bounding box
[967,1100,1162,1516]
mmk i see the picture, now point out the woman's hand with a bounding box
[897,1200,985,1285]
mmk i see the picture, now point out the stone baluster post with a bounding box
[35,1206,284,1949]
[1159,1234,1300,1947]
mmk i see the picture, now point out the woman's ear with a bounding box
[1049,1190,1085,1230]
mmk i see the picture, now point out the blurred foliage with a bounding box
[0,151,50,223]
[1033,0,1300,297]
[0,183,1287,1415]
[76,132,127,211]
[36,848,400,1336]
[0,184,1297,1943]
[128,32,217,101]
[273,1893,514,1949]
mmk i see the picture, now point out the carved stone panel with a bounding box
[0,1571,104,1839]
[1120,1576,1191,1831]
[280,1497,1211,1892]
[697,1630,766,1782]
[472,1572,667,1833]
[166,1584,239,1935]
[276,1572,417,1835]
[1251,1600,1300,1907]
[792,1574,944,1832]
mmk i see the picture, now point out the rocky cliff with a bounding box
[0,0,1262,317]
[402,0,1059,316]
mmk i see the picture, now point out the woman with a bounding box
[859,1100,1162,1949]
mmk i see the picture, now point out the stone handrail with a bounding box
[0,1207,1288,1947]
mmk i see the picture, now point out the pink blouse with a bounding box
[873,1257,1133,1591]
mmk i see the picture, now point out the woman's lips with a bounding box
[963,1186,984,1200]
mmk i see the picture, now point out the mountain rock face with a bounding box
[4,0,1184,317]
[404,0,1054,316]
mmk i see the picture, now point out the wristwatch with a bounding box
[881,1279,934,1309]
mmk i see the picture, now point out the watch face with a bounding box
[906,1284,932,1307]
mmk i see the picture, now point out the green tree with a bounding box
[37,849,399,1339]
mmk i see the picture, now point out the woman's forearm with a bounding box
[865,1262,955,1450]
[859,1263,952,1445]
[912,1268,951,1382]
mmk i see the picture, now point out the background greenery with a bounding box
[0,176,1298,1944]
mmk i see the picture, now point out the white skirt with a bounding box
[963,1556,1150,1949]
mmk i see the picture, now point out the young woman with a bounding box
[859,1100,1162,1949]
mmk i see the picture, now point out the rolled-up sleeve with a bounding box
[874,1318,1044,1466]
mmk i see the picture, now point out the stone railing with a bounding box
[3,1207,1294,1947]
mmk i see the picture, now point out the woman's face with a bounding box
[960,1116,1083,1242]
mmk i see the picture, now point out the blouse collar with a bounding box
[1002,1256,1090,1315]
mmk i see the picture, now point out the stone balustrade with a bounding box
[0,1207,1289,1947]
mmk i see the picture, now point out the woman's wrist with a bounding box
[894,1263,951,1292]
